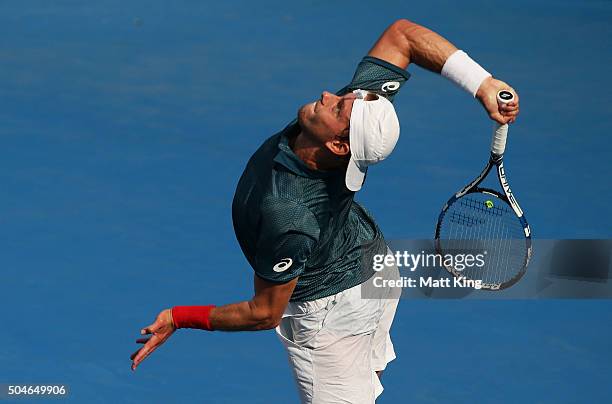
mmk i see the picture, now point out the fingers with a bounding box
[131,323,157,371]
[140,323,156,335]
[490,112,507,125]
[131,339,160,371]
[130,348,141,361]
[497,101,519,124]
[131,310,176,371]
[498,109,517,116]
[499,101,517,112]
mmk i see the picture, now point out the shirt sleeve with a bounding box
[253,197,320,283]
[337,56,411,102]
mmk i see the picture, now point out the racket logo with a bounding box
[498,164,524,217]
[499,166,511,193]
[273,258,293,272]
[381,81,400,93]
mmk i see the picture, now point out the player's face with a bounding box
[298,91,357,143]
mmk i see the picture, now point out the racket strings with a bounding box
[438,193,527,288]
[458,196,509,217]
[449,211,484,227]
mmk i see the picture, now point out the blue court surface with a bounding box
[1,1,611,403]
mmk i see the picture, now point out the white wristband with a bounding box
[441,50,491,97]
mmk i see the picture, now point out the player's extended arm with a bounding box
[208,275,297,331]
[130,275,297,370]
[368,19,519,124]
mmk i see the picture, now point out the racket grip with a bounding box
[491,123,508,155]
[490,90,514,156]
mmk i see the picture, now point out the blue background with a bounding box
[1,1,611,402]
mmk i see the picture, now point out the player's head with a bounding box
[297,89,400,191]
[297,91,357,145]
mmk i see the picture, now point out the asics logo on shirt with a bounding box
[273,258,293,272]
[381,81,400,92]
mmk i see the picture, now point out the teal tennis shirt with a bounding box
[232,56,410,301]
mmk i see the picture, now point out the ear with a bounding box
[326,133,350,157]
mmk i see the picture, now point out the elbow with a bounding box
[392,18,416,30]
[249,303,282,330]
[386,19,418,58]
[263,317,281,330]
[390,19,418,38]
[255,312,281,330]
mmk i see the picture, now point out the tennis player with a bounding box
[131,19,519,403]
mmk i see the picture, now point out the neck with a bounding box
[291,130,346,171]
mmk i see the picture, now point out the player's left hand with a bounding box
[476,77,519,124]
[130,308,175,371]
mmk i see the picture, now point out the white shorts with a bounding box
[275,255,401,404]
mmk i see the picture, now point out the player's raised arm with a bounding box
[368,19,519,124]
[368,19,457,72]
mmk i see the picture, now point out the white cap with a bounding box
[346,89,400,191]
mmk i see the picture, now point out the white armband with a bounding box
[441,50,491,97]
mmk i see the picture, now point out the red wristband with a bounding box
[171,305,216,331]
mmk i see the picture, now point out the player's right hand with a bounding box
[476,77,519,125]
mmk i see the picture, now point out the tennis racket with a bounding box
[435,90,532,290]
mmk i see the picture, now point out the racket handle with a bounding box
[490,90,514,155]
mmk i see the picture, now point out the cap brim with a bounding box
[345,156,367,192]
